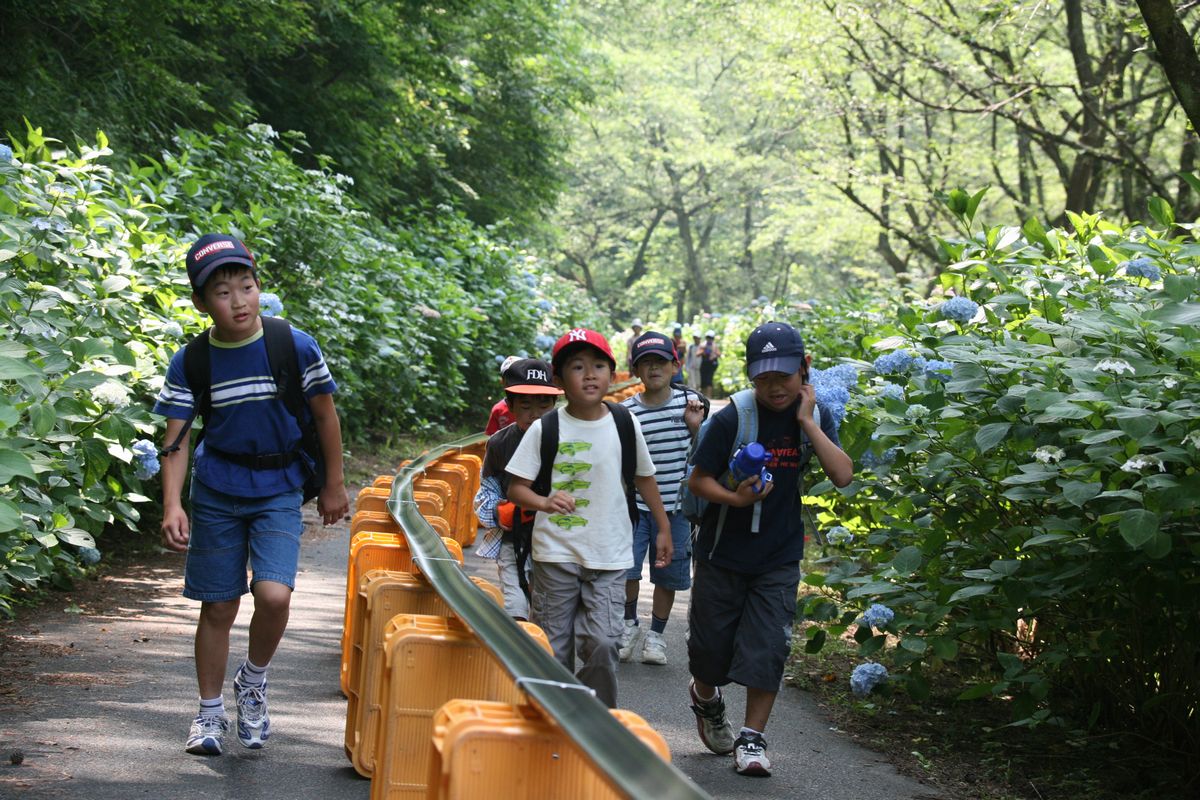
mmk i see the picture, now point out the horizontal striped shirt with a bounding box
[152,324,336,498]
[622,388,694,512]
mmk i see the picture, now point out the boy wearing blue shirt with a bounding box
[154,234,349,756]
[685,322,852,777]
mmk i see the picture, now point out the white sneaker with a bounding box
[640,629,668,665]
[734,731,771,776]
[618,620,640,662]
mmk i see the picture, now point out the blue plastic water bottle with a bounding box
[724,442,772,493]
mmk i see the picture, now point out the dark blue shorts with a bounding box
[687,559,800,692]
[625,510,692,590]
[183,479,303,603]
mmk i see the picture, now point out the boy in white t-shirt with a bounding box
[505,329,672,708]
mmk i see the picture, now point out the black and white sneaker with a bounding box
[733,731,771,776]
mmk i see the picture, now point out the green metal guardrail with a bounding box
[386,424,710,800]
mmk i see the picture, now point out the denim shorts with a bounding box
[183,478,304,602]
[625,509,692,590]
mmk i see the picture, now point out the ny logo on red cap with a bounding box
[568,329,589,342]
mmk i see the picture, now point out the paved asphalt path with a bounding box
[1,490,938,800]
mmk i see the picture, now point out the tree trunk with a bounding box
[1136,0,1200,135]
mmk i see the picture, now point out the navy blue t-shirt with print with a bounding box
[692,397,840,574]
[152,325,336,498]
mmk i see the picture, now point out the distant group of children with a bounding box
[152,233,852,780]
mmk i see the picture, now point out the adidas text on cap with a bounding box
[630,330,677,365]
[502,358,563,395]
[551,328,616,371]
[746,321,806,379]
[187,233,257,291]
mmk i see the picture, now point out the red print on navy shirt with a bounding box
[763,434,800,471]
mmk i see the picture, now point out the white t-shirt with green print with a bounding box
[506,407,655,570]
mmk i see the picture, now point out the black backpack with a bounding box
[159,316,325,504]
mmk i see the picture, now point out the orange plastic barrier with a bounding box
[341,531,464,697]
[344,570,504,773]
[356,486,393,516]
[368,615,552,799]
[440,453,481,546]
[352,510,401,536]
[427,700,670,800]
[420,463,471,543]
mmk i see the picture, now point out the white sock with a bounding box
[198,696,225,719]
[238,659,269,687]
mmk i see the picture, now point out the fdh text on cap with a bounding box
[187,233,257,292]
[630,330,677,365]
[502,358,563,395]
[746,321,806,379]
[551,328,616,370]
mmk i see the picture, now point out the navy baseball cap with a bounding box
[187,233,257,291]
[746,321,806,379]
[630,330,677,365]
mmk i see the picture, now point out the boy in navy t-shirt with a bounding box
[153,234,349,757]
[685,322,852,777]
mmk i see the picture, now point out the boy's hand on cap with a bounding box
[732,474,774,507]
[544,491,576,514]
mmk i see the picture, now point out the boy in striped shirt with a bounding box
[153,234,348,757]
[619,331,705,664]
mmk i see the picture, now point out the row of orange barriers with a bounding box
[341,388,684,799]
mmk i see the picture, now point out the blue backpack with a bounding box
[679,389,818,557]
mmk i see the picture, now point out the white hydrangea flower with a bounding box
[1182,431,1200,449]
[1163,376,1179,389]
[1120,454,1165,473]
[904,404,931,420]
[1033,446,1065,464]
[90,381,131,408]
[1094,358,1135,375]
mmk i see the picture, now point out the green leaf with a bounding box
[900,636,927,654]
[1117,415,1157,439]
[892,545,922,574]
[931,637,958,660]
[62,370,109,390]
[1118,509,1158,549]
[1147,196,1175,227]
[948,584,995,603]
[29,404,56,437]
[56,528,96,547]
[1060,481,1102,507]
[1149,303,1200,326]
[974,422,1011,453]
[0,498,24,533]
[957,682,996,701]
[859,634,886,656]
[804,629,826,654]
[1163,275,1196,302]
[1144,532,1172,559]
[0,448,36,483]
[0,356,44,381]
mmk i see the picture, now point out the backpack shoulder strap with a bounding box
[604,401,636,489]
[533,410,559,496]
[262,316,307,420]
[730,389,758,452]
[159,329,212,456]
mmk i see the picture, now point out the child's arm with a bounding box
[688,467,775,507]
[310,393,350,524]
[507,476,575,514]
[633,475,673,567]
[796,384,853,487]
[160,418,191,552]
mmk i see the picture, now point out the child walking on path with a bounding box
[473,358,563,619]
[685,321,852,777]
[505,329,672,708]
[154,234,349,757]
[619,331,705,665]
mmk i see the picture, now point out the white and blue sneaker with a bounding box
[185,714,229,755]
[233,671,271,749]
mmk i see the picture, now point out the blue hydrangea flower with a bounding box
[813,363,859,389]
[523,272,538,287]
[879,383,906,401]
[1121,257,1160,281]
[850,662,889,696]
[873,351,913,375]
[534,334,555,350]
[132,440,161,480]
[858,603,895,629]
[826,526,853,545]
[78,546,102,565]
[861,447,899,469]
[537,299,554,312]
[495,354,506,364]
[259,292,284,318]
[940,296,979,324]
[922,359,953,380]
[0,144,13,162]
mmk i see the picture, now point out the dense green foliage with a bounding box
[763,198,1197,750]
[0,123,602,612]
[0,0,589,226]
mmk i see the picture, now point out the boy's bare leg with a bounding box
[651,585,675,619]
[625,579,640,606]
[246,580,292,667]
[744,687,776,732]
[196,599,240,698]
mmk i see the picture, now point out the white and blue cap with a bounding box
[746,321,806,379]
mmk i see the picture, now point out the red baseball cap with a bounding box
[551,328,616,371]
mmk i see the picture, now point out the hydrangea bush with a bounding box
[799,203,1200,749]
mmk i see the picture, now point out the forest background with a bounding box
[3,1,1199,797]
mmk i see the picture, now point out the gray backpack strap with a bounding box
[710,389,760,558]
